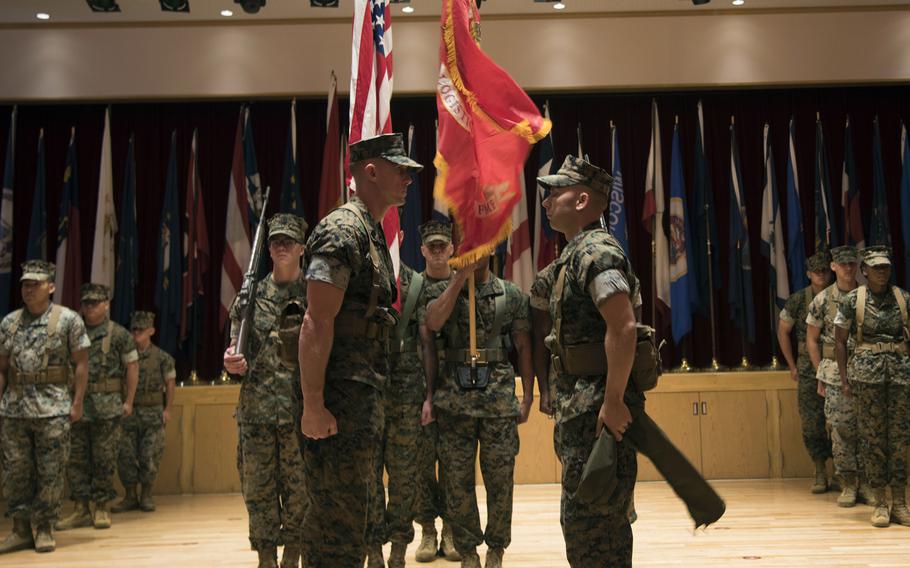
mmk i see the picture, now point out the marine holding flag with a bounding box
[434,0,551,268]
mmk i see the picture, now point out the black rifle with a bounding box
[235,185,272,359]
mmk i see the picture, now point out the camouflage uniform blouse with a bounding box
[305,196,396,391]
[419,274,529,419]
[136,344,177,407]
[84,318,139,421]
[806,284,857,385]
[834,285,910,386]
[0,303,90,418]
[530,261,557,313]
[545,223,641,424]
[387,264,428,406]
[230,273,307,425]
[780,286,815,377]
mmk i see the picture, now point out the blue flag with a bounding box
[0,107,15,314]
[243,106,262,228]
[814,118,838,252]
[785,117,808,291]
[901,123,910,287]
[669,124,694,343]
[280,100,301,215]
[155,131,182,356]
[760,124,790,310]
[608,123,629,254]
[728,121,756,344]
[869,116,891,247]
[27,130,47,261]
[691,101,720,318]
[400,125,425,272]
[112,135,137,326]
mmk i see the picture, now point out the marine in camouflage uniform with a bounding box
[805,246,862,506]
[57,283,138,532]
[113,311,177,514]
[298,133,421,568]
[777,251,833,492]
[0,260,90,554]
[413,220,459,563]
[419,256,535,568]
[835,246,910,528]
[539,156,641,568]
[224,213,309,568]
[366,261,428,568]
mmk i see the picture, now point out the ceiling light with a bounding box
[309,0,339,6]
[402,6,414,13]
[36,12,51,20]
[85,0,121,12]
[235,0,266,13]
[692,0,711,5]
[221,9,233,16]
[554,2,566,10]
[732,0,745,4]
[160,0,190,12]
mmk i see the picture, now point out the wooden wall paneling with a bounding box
[192,404,241,494]
[636,392,703,482]
[514,409,557,484]
[699,391,771,479]
[777,389,815,478]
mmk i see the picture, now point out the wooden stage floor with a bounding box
[2,479,909,567]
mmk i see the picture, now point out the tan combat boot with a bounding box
[890,486,910,526]
[280,545,301,568]
[810,460,828,494]
[258,546,278,568]
[139,484,156,512]
[484,548,504,568]
[459,549,481,568]
[112,485,139,513]
[871,488,890,528]
[367,544,385,568]
[388,543,407,568]
[0,518,33,553]
[415,523,438,562]
[836,475,858,508]
[441,523,461,561]
[55,501,92,531]
[93,501,112,529]
[858,483,876,505]
[33,522,55,553]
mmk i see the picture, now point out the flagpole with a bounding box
[704,198,721,371]
[733,115,750,370]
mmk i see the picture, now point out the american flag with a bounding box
[219,108,252,330]
[349,0,401,309]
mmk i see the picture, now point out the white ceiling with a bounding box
[3,0,907,24]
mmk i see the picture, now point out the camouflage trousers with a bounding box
[302,380,383,568]
[852,382,910,489]
[367,399,422,546]
[414,420,445,527]
[823,382,861,480]
[117,407,166,486]
[238,421,307,551]
[1,416,71,524]
[68,417,120,504]
[555,411,636,568]
[436,411,519,554]
[797,372,833,462]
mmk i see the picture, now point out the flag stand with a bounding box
[468,272,479,371]
[766,290,782,370]
[704,205,724,372]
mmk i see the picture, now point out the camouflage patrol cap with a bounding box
[806,251,832,272]
[130,310,156,330]
[861,245,892,267]
[349,133,423,172]
[20,260,55,282]
[830,245,859,264]
[537,155,614,199]
[267,213,308,243]
[80,283,112,302]
[419,220,453,245]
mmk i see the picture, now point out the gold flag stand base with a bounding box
[186,370,200,387]
[739,356,752,370]
[764,356,782,371]
[672,358,694,373]
[703,357,727,372]
[218,370,232,385]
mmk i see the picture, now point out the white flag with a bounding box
[91,107,117,289]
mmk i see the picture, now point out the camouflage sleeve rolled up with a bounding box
[229,296,241,340]
[0,313,14,356]
[780,290,804,325]
[587,268,631,308]
[416,280,447,326]
[161,350,177,381]
[66,311,91,353]
[304,209,365,291]
[806,291,827,329]
[117,325,139,365]
[504,282,530,333]
[834,289,857,331]
[530,262,556,312]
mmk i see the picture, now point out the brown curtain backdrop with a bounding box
[1,84,908,378]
